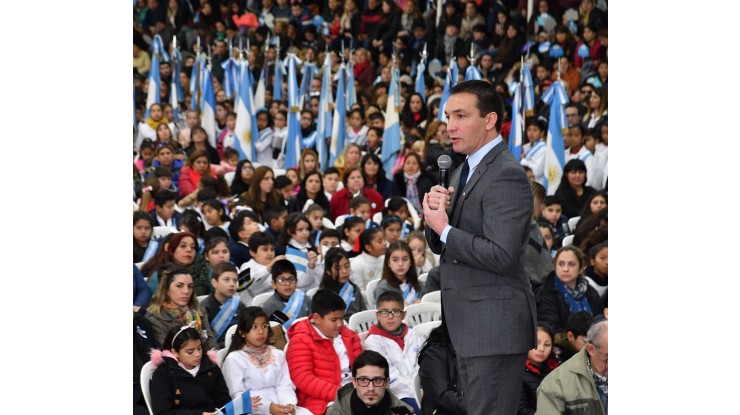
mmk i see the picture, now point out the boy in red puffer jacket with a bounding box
[287,289,363,414]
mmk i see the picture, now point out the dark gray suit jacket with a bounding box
[425,140,537,358]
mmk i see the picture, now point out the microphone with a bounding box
[270,310,290,325]
[437,154,453,188]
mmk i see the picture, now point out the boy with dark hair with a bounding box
[540,196,570,246]
[261,259,311,328]
[264,204,289,242]
[326,350,414,415]
[286,289,363,415]
[151,189,180,228]
[236,231,286,305]
[362,291,421,413]
[228,209,262,268]
[520,115,547,186]
[552,311,594,364]
[201,262,246,348]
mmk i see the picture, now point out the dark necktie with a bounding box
[455,159,470,206]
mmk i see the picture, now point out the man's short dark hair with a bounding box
[153,189,177,207]
[229,209,261,241]
[351,350,390,378]
[310,289,347,317]
[449,80,504,132]
[271,259,297,280]
[248,231,276,252]
[566,310,594,337]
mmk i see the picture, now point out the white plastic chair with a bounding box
[414,372,423,404]
[348,309,378,335]
[306,287,319,299]
[197,295,209,304]
[334,214,349,228]
[412,320,442,345]
[251,292,273,307]
[365,278,382,309]
[223,324,239,350]
[140,361,156,415]
[224,171,236,187]
[135,262,145,270]
[322,217,336,229]
[567,216,581,232]
[562,234,575,246]
[418,273,429,284]
[152,225,178,240]
[216,347,229,368]
[420,290,440,303]
[403,302,442,328]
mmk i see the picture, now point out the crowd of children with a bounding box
[134,0,608,413]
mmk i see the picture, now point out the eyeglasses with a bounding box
[354,377,387,387]
[276,277,298,286]
[376,309,403,317]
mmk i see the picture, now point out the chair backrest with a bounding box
[334,214,349,228]
[223,324,239,350]
[414,372,423,404]
[365,278,382,309]
[216,347,229,368]
[562,234,575,246]
[418,273,429,284]
[306,287,319,299]
[224,171,236,187]
[140,361,156,415]
[420,290,441,303]
[403,302,442,328]
[412,320,442,345]
[372,211,383,225]
[567,216,581,233]
[348,309,378,334]
[251,292,273,307]
[322,217,336,230]
[197,295,209,304]
[152,225,178,240]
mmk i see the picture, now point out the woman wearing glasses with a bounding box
[146,264,219,351]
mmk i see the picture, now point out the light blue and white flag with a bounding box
[415,47,427,102]
[299,61,318,109]
[144,42,162,119]
[233,60,258,161]
[381,65,401,178]
[285,247,308,273]
[152,34,170,62]
[339,281,355,311]
[345,60,356,110]
[273,56,285,102]
[281,290,306,328]
[316,54,333,169]
[222,57,240,100]
[329,62,347,166]
[200,62,218,148]
[170,50,183,122]
[189,55,204,112]
[508,80,523,161]
[211,296,241,340]
[285,53,304,169]
[542,81,569,195]
[521,63,535,116]
[217,389,252,415]
[436,60,457,121]
[464,64,482,81]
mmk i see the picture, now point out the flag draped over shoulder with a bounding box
[200,61,218,148]
[330,62,347,166]
[285,53,303,169]
[233,59,258,161]
[508,82,523,161]
[541,80,569,195]
[316,54,333,170]
[381,65,401,179]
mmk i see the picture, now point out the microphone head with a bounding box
[437,154,452,169]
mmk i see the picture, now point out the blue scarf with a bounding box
[211,296,241,340]
[554,277,592,315]
[281,290,306,329]
[339,281,355,312]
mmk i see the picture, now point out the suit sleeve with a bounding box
[444,163,532,274]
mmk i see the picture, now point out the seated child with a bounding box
[407,231,434,276]
[201,198,231,232]
[228,209,262,268]
[339,216,366,256]
[201,262,247,348]
[150,189,181,228]
[236,232,286,306]
[286,289,363,415]
[349,228,386,290]
[374,242,426,306]
[261,259,312,329]
[540,196,570,247]
[319,247,367,321]
[264,204,289,244]
[133,211,157,264]
[381,215,404,246]
[363,291,422,414]
[383,197,415,239]
[552,310,594,364]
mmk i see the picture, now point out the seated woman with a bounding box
[360,153,399,201]
[290,170,331,214]
[554,159,596,220]
[392,153,434,216]
[145,264,219,351]
[417,323,466,415]
[222,306,311,415]
[141,231,212,297]
[149,324,230,415]
[329,166,384,221]
[534,246,603,334]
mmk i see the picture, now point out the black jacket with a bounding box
[393,171,435,200]
[418,341,466,415]
[150,353,231,415]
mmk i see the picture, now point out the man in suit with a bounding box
[422,80,537,415]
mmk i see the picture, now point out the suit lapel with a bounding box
[450,142,507,227]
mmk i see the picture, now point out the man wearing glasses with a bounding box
[326,350,414,415]
[536,320,608,414]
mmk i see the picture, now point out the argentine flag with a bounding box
[330,62,347,166]
[508,82,523,161]
[233,60,258,161]
[522,63,535,116]
[221,57,239,100]
[144,40,162,119]
[346,60,357,110]
[189,55,202,111]
[316,54,334,169]
[273,56,285,102]
[541,81,569,195]
[381,66,401,179]
[285,54,304,169]
[200,62,218,148]
[299,61,318,109]
[217,389,252,415]
[464,65,482,81]
[286,247,308,273]
[415,55,426,102]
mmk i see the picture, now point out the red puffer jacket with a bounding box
[286,318,363,414]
